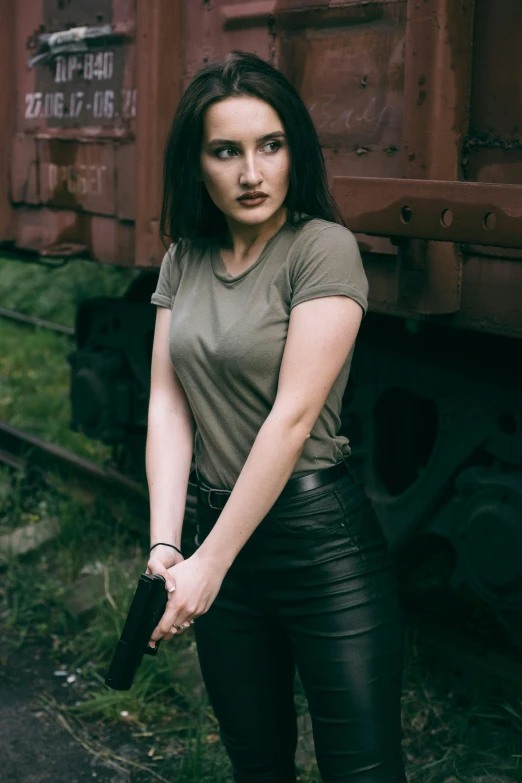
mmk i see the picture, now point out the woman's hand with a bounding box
[146,544,183,593]
[146,544,186,647]
[149,550,226,644]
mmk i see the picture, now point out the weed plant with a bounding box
[0,255,138,328]
[0,316,112,462]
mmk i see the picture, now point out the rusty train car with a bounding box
[0,1,521,643]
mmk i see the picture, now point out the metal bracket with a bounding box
[332,177,522,250]
[28,22,134,68]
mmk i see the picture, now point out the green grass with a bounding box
[0,319,112,462]
[0,254,138,328]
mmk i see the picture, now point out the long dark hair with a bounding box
[160,50,345,244]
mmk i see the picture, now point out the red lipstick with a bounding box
[237,191,268,207]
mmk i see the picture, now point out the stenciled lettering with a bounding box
[46,163,107,197]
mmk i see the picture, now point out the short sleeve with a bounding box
[290,225,369,316]
[150,243,181,309]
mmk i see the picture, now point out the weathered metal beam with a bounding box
[135,0,183,267]
[398,0,476,314]
[333,177,522,249]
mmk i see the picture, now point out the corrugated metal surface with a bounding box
[467,0,522,186]
[2,0,521,335]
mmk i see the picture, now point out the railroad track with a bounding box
[0,421,147,501]
[0,421,198,557]
[0,306,75,336]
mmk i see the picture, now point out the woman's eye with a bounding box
[215,141,282,158]
[216,147,237,159]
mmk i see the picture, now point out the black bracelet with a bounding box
[149,542,183,557]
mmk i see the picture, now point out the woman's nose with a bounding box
[239,153,262,187]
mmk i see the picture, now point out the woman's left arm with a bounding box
[151,294,363,640]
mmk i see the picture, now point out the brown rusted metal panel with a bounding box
[90,214,135,265]
[465,0,522,188]
[136,0,279,267]
[42,0,113,28]
[220,1,277,23]
[467,150,522,190]
[12,0,136,260]
[12,204,134,264]
[274,0,406,258]
[397,0,475,315]
[115,142,136,221]
[13,206,86,252]
[332,178,522,248]
[0,0,15,241]
[274,0,521,335]
[39,139,116,215]
[23,2,135,134]
[457,254,522,337]
[401,0,474,181]
[3,0,522,338]
[469,0,522,142]
[10,134,39,205]
[366,247,522,339]
[134,0,183,267]
[184,1,278,95]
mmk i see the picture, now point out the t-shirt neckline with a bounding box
[210,220,292,283]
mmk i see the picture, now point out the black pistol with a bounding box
[105,573,168,691]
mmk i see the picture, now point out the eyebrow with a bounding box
[207,131,286,146]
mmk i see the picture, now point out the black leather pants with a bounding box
[193,467,407,783]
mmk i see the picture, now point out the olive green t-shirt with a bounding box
[150,217,369,490]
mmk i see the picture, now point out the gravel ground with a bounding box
[0,637,144,783]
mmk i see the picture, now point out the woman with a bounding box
[146,51,406,783]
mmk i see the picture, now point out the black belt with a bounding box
[190,460,353,511]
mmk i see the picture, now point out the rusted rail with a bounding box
[0,421,197,561]
[0,306,75,336]
[0,421,147,501]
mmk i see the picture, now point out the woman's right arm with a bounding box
[146,306,195,587]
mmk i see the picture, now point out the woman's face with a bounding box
[200,96,290,230]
